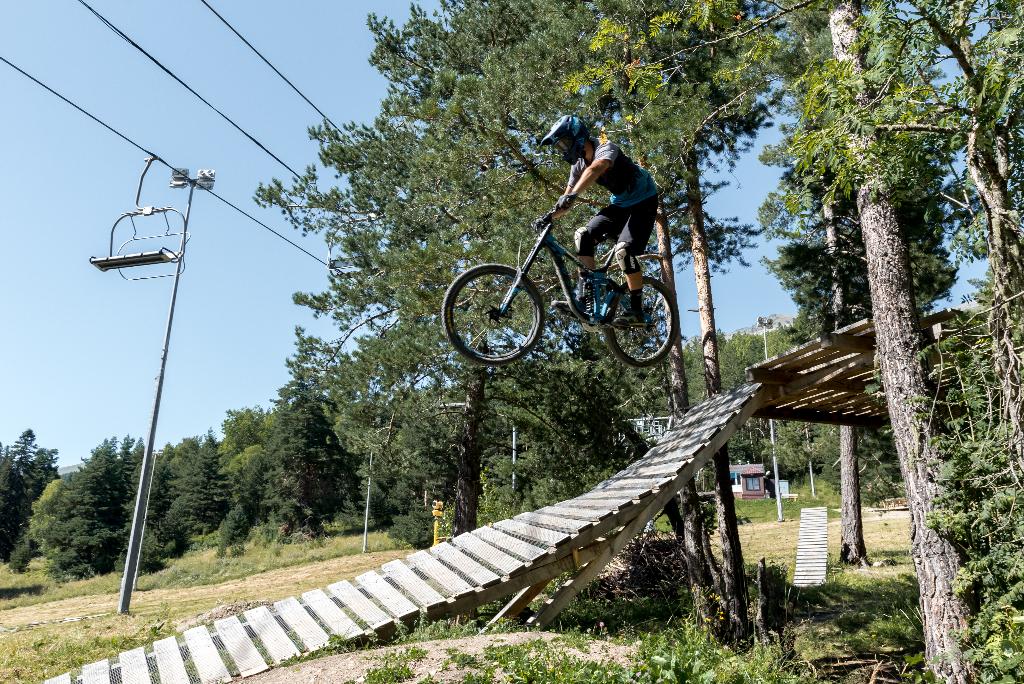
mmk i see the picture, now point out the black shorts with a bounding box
[579,194,658,257]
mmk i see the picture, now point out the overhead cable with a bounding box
[197,0,340,130]
[0,53,327,266]
[75,0,304,180]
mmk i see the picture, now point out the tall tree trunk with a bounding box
[686,150,749,642]
[825,200,868,565]
[830,2,973,679]
[453,367,486,537]
[655,207,722,630]
[838,427,867,565]
[966,127,1024,474]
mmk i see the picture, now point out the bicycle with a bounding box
[441,212,680,368]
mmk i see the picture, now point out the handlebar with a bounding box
[532,212,554,232]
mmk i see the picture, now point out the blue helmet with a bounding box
[540,115,590,164]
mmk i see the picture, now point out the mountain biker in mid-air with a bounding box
[541,114,659,325]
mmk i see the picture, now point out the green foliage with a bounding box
[217,504,251,557]
[0,429,58,562]
[929,325,1024,681]
[387,506,434,549]
[31,437,137,579]
[8,534,33,573]
[264,379,360,536]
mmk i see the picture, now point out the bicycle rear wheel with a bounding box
[603,276,680,367]
[442,263,545,366]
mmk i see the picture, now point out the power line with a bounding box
[75,0,304,180]
[0,52,327,267]
[197,0,340,131]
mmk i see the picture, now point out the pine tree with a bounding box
[265,379,356,536]
[165,434,228,537]
[0,447,25,562]
[34,438,134,579]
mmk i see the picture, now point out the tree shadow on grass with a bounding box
[0,584,45,601]
[788,572,922,660]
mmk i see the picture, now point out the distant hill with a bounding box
[725,313,794,338]
[58,463,82,477]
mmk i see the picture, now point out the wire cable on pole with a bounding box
[197,0,340,131]
[0,53,327,267]
[75,0,304,180]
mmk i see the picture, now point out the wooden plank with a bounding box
[494,519,570,547]
[214,616,269,677]
[474,526,551,562]
[327,580,394,631]
[152,637,189,684]
[537,505,610,523]
[514,511,589,533]
[116,647,150,684]
[407,550,475,596]
[80,660,111,684]
[182,626,232,684]
[43,675,72,684]
[594,476,669,491]
[274,597,330,651]
[429,543,501,587]
[451,532,525,575]
[243,606,300,663]
[382,560,448,611]
[301,588,365,639]
[356,571,420,621]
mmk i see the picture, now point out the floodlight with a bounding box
[170,168,190,188]
[196,169,215,190]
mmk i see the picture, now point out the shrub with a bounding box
[388,507,434,549]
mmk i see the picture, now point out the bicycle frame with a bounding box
[497,215,623,332]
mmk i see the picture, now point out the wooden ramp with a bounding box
[792,507,829,587]
[49,308,955,683]
[44,383,766,684]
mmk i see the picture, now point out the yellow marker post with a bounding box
[432,500,444,546]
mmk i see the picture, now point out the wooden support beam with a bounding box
[753,406,886,428]
[527,490,665,629]
[747,367,797,385]
[821,333,876,353]
[780,353,874,396]
[485,579,551,629]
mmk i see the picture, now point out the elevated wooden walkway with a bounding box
[792,507,829,587]
[45,313,951,683]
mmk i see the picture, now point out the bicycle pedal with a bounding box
[551,301,573,316]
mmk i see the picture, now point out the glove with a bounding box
[555,193,578,213]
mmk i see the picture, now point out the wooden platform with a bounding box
[792,507,829,587]
[746,310,956,428]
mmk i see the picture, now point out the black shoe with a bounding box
[552,300,572,316]
[613,308,649,326]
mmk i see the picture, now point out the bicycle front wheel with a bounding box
[442,263,545,366]
[603,276,680,368]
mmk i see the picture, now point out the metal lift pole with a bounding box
[117,181,196,615]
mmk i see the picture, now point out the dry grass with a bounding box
[0,533,407,684]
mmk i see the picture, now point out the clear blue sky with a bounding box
[0,2,984,468]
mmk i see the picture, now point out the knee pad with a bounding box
[575,226,596,257]
[614,241,639,274]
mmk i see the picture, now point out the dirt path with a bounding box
[0,550,406,629]
[250,632,636,684]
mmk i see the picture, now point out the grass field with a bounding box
[2,506,917,683]
[0,531,406,683]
